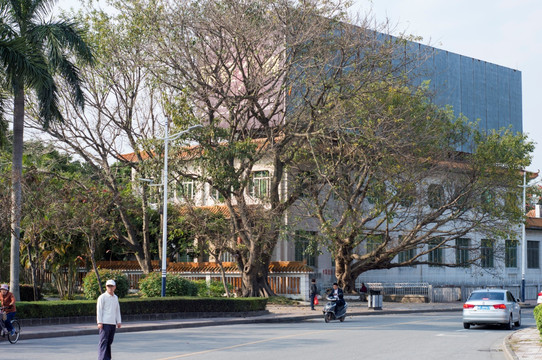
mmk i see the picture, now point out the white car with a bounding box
[538,292,542,304]
[462,289,521,329]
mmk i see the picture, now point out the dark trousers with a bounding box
[3,312,15,332]
[310,294,316,309]
[98,324,116,360]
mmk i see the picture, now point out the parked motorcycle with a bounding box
[323,296,348,323]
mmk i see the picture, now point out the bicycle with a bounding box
[0,310,20,344]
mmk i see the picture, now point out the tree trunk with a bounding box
[10,84,24,301]
[335,247,356,293]
[26,244,39,301]
[241,260,274,297]
[88,234,103,294]
[216,257,230,298]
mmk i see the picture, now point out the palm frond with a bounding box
[35,77,62,128]
[28,0,57,23]
[0,37,50,88]
[56,53,84,108]
[30,21,94,65]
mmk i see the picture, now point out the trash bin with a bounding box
[368,290,382,310]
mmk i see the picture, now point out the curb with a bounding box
[503,332,520,360]
[20,306,462,340]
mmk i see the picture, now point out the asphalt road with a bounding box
[7,312,536,360]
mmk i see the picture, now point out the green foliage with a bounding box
[82,269,129,300]
[138,272,198,297]
[195,280,233,297]
[16,297,268,319]
[534,304,542,335]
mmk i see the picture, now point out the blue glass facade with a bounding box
[412,43,522,135]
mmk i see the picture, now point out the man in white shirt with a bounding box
[97,279,122,360]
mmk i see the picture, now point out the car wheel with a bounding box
[504,315,513,330]
[463,323,470,329]
[514,311,521,327]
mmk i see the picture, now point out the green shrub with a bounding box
[534,304,542,335]
[16,297,268,318]
[82,269,129,300]
[195,280,233,297]
[139,272,198,297]
[19,284,42,301]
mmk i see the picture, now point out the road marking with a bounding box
[155,315,462,359]
[154,329,333,360]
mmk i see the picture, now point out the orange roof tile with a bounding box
[526,217,542,230]
[96,260,313,273]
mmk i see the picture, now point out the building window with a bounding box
[177,178,196,200]
[366,235,384,254]
[399,186,416,207]
[294,231,317,267]
[211,188,225,203]
[249,171,270,199]
[505,240,518,268]
[481,239,494,268]
[220,252,234,262]
[398,248,416,265]
[481,190,495,212]
[527,241,540,269]
[455,238,470,267]
[178,251,194,262]
[428,239,443,266]
[427,184,445,209]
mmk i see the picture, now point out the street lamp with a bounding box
[520,170,527,302]
[158,121,202,297]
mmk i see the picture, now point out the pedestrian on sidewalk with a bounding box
[310,279,319,310]
[97,279,122,360]
[359,283,368,301]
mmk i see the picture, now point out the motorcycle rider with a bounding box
[329,283,345,314]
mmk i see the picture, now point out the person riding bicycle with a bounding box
[0,284,16,336]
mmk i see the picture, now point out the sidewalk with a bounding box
[13,301,541,359]
[504,327,542,360]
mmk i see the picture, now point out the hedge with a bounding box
[15,297,268,319]
[534,304,542,335]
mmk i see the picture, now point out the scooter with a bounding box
[323,296,348,323]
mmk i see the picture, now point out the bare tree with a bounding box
[145,0,423,296]
[26,2,168,273]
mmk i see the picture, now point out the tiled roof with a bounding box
[176,205,232,218]
[119,137,275,163]
[96,261,313,273]
[97,261,160,271]
[526,216,542,230]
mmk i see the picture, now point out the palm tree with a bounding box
[0,0,93,299]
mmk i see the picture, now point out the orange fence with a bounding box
[106,272,303,296]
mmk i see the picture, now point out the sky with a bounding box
[354,0,542,176]
[55,0,542,175]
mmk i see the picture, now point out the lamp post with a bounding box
[521,170,526,302]
[158,121,202,297]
